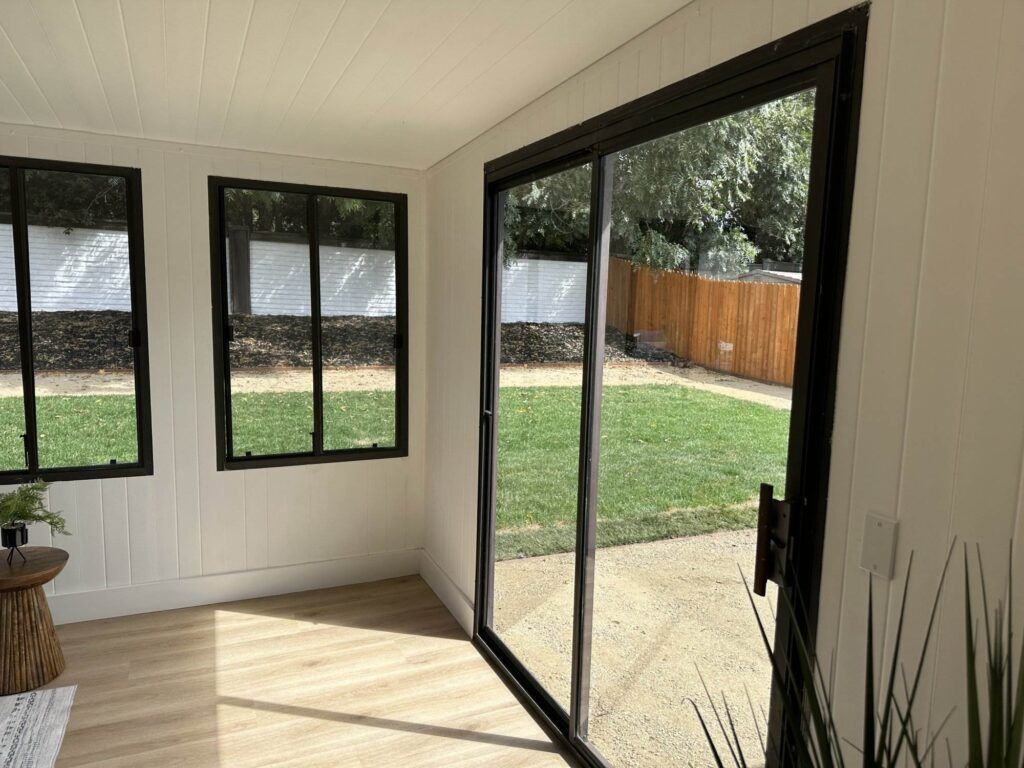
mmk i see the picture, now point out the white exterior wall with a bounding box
[0,124,427,624]
[424,0,1024,759]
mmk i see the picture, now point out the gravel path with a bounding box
[494,529,776,767]
[0,363,790,410]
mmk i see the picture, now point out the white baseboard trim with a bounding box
[49,549,421,625]
[419,549,474,635]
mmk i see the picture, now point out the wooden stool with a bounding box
[0,546,68,695]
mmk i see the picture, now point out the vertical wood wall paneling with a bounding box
[100,479,130,587]
[828,0,945,741]
[930,0,1023,745]
[130,146,179,584]
[48,482,77,593]
[164,149,203,579]
[72,481,106,593]
[886,0,1003,747]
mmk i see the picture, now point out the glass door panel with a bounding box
[584,90,815,766]
[491,161,593,710]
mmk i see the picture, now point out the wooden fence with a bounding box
[606,257,800,386]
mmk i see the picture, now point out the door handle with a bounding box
[753,483,799,596]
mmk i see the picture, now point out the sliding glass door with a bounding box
[475,10,866,768]
[490,161,593,711]
[583,91,813,767]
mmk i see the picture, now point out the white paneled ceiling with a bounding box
[0,0,692,169]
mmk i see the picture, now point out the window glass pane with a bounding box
[24,168,137,469]
[317,195,397,451]
[491,161,592,711]
[585,90,814,766]
[224,187,313,457]
[0,169,26,471]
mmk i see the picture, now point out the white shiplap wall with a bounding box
[423,0,1024,758]
[0,122,427,623]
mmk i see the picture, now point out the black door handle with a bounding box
[753,483,799,596]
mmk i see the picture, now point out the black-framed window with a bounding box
[0,157,151,483]
[209,178,408,470]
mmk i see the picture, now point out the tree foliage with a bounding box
[503,90,814,275]
[224,189,396,249]
[0,172,396,249]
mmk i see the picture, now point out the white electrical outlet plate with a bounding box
[860,513,898,580]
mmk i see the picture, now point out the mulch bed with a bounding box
[0,311,134,371]
[500,322,677,365]
[230,314,397,368]
[0,312,672,371]
[0,311,398,371]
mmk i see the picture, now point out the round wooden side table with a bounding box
[0,546,68,695]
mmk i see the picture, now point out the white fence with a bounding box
[0,225,587,323]
[500,257,587,323]
[0,223,131,312]
[245,240,396,316]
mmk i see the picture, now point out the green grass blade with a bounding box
[740,575,822,766]
[965,547,984,768]
[774,585,835,768]
[1006,625,1024,768]
[888,544,955,765]
[875,553,914,764]
[864,580,876,767]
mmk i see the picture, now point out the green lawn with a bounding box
[0,390,396,470]
[495,385,789,559]
[231,390,396,455]
[0,384,788,561]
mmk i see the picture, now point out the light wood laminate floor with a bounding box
[49,576,570,767]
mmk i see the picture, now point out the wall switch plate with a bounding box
[860,513,898,580]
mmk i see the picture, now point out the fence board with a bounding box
[605,257,800,386]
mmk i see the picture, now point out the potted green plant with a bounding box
[695,542,1024,767]
[0,481,68,564]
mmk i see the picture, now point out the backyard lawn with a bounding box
[0,390,397,469]
[496,384,789,559]
[0,384,788,558]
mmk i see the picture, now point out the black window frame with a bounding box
[0,155,152,483]
[473,6,869,768]
[208,177,409,471]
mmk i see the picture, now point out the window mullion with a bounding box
[308,194,325,455]
[10,165,39,473]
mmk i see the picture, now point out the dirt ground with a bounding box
[0,367,398,396]
[499,361,792,409]
[0,362,790,409]
[494,529,776,767]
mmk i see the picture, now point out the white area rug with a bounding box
[0,686,76,768]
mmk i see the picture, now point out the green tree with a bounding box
[503,90,814,275]
[224,188,396,249]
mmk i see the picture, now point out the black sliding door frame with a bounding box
[474,6,868,767]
